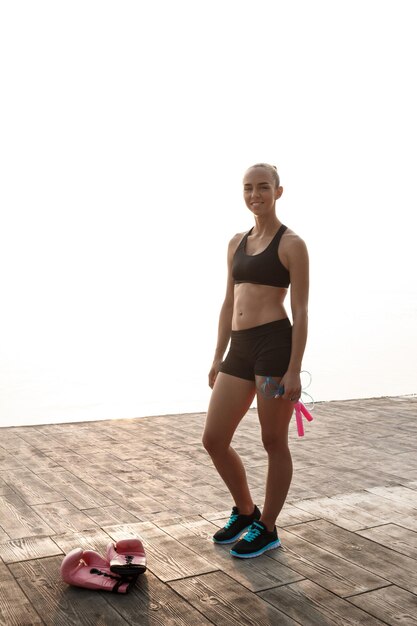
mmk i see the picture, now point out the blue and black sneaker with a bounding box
[212,505,261,544]
[230,520,281,558]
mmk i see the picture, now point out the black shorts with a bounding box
[219,318,292,382]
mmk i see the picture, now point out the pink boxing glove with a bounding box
[60,548,131,593]
[106,538,147,576]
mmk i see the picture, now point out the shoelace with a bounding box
[225,512,238,529]
[244,523,263,542]
[90,566,134,593]
[90,567,121,581]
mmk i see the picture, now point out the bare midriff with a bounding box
[232,283,288,330]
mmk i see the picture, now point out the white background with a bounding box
[1,1,416,426]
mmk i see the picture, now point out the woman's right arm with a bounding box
[208,236,239,389]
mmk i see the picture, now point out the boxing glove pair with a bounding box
[61,538,147,594]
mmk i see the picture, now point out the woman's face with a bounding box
[243,167,282,217]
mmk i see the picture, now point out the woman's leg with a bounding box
[255,375,294,531]
[203,372,256,513]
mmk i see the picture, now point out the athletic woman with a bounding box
[203,163,309,558]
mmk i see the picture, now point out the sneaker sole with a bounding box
[230,539,281,558]
[212,525,253,545]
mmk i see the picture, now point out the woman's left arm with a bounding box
[280,236,309,402]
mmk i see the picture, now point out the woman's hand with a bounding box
[208,360,222,389]
[280,371,302,403]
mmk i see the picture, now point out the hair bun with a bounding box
[247,162,280,188]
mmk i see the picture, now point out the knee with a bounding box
[262,435,290,456]
[202,431,228,457]
[202,431,213,454]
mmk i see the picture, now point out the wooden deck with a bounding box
[1,395,417,625]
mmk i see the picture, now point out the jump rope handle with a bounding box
[273,379,314,437]
[262,377,314,437]
[294,401,314,437]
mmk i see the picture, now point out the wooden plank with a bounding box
[12,427,65,452]
[121,493,170,516]
[104,569,214,626]
[53,527,116,557]
[170,480,229,509]
[301,466,401,498]
[0,491,55,539]
[259,578,387,625]
[0,560,43,625]
[9,556,131,625]
[52,457,166,511]
[41,448,92,467]
[364,455,417,481]
[1,468,62,505]
[395,516,417,533]
[357,523,417,560]
[0,476,8,495]
[0,449,25,470]
[150,511,198,526]
[364,436,417,455]
[268,527,388,597]
[0,395,416,625]
[171,445,215,466]
[332,490,417,523]
[393,457,417,482]
[287,520,417,594]
[157,457,227,488]
[348,585,417,625]
[127,454,194,476]
[83,505,143,527]
[287,485,324,502]
[34,424,115,450]
[160,517,304,592]
[0,535,63,564]
[132,475,204,503]
[170,570,299,625]
[36,468,114,509]
[31,500,99,534]
[0,484,16,500]
[291,495,382,531]
[0,431,27,450]
[121,476,220,517]
[366,486,417,510]
[103,521,217,582]
[77,454,153,485]
[6,446,60,472]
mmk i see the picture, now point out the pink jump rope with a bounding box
[260,371,314,437]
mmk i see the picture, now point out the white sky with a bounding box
[1,1,416,426]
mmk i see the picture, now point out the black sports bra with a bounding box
[232,224,290,288]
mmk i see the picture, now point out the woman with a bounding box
[203,163,309,558]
